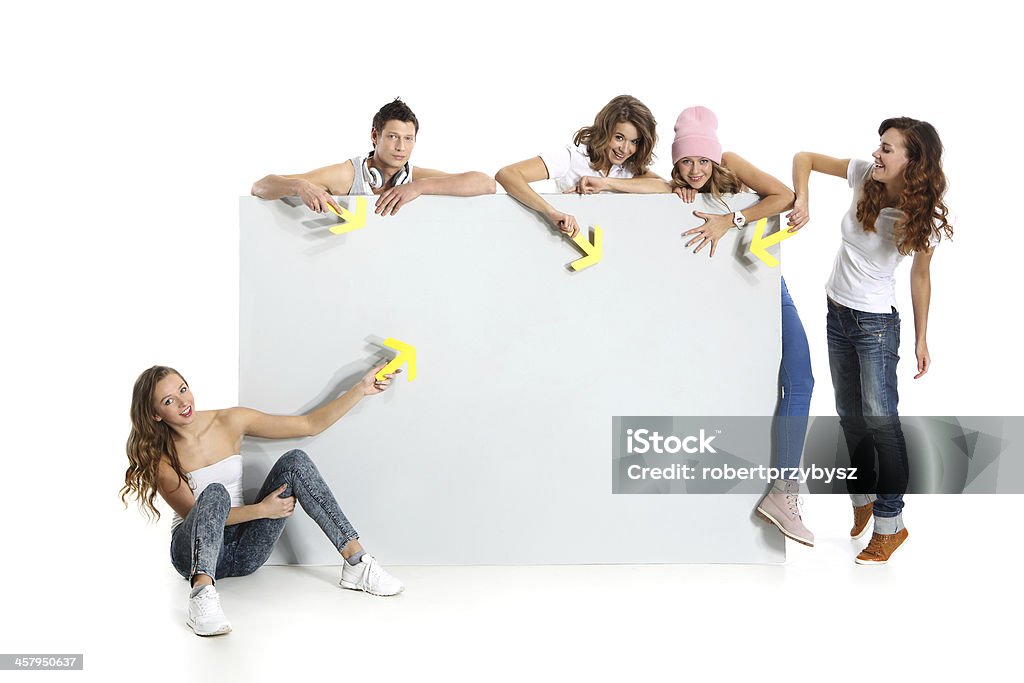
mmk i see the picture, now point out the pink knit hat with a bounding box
[672,106,722,164]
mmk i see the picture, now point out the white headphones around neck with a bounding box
[363,151,411,190]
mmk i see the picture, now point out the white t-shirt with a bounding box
[539,143,633,193]
[825,159,939,313]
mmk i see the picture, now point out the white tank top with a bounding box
[170,455,244,531]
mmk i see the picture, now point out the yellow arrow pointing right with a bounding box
[326,197,368,234]
[749,217,796,268]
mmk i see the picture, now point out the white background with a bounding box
[2,0,1020,680]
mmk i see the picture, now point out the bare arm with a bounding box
[682,152,795,257]
[251,162,356,214]
[788,152,851,231]
[156,460,272,526]
[412,168,496,196]
[495,156,580,237]
[224,363,395,441]
[374,168,496,216]
[724,152,794,222]
[910,248,934,379]
[567,173,673,195]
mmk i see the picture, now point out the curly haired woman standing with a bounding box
[791,117,953,564]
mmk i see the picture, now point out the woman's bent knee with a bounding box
[278,449,311,468]
[198,482,230,506]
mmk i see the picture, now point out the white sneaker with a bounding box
[187,585,232,636]
[340,554,404,596]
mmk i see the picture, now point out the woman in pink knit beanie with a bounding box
[671,105,815,548]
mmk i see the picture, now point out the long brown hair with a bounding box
[573,95,657,176]
[121,366,189,521]
[671,160,744,210]
[857,117,953,254]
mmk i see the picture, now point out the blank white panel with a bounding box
[239,193,785,564]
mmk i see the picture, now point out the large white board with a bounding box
[240,193,785,564]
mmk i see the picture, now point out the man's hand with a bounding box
[375,182,423,216]
[298,180,343,215]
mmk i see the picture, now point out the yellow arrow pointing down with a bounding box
[569,225,603,271]
[377,338,416,382]
[749,217,796,268]
[326,197,368,234]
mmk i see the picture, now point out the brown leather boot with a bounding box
[850,502,873,539]
[855,528,909,565]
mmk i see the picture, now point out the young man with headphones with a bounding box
[252,98,495,215]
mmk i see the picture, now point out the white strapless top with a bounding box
[170,455,244,531]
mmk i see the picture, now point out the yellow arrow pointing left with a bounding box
[326,197,368,234]
[569,225,603,271]
[377,338,417,382]
[749,217,796,268]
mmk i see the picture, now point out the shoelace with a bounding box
[785,493,804,516]
[861,535,886,558]
[363,558,382,587]
[193,589,223,616]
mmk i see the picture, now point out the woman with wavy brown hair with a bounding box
[790,117,953,565]
[122,363,404,637]
[496,94,666,239]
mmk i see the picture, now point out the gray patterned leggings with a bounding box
[170,449,359,582]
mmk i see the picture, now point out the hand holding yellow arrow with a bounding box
[326,197,368,234]
[376,337,417,382]
[569,225,603,271]
[749,217,796,267]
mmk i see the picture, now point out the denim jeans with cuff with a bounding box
[826,299,909,518]
[170,449,360,582]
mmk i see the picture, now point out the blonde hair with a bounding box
[671,159,743,210]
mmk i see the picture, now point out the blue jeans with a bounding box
[774,278,814,476]
[170,449,360,582]
[825,299,908,518]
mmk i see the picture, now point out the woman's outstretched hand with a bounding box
[361,363,401,396]
[682,211,733,257]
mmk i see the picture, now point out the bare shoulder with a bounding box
[290,160,356,194]
[212,407,252,437]
[721,150,744,166]
[156,456,188,493]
